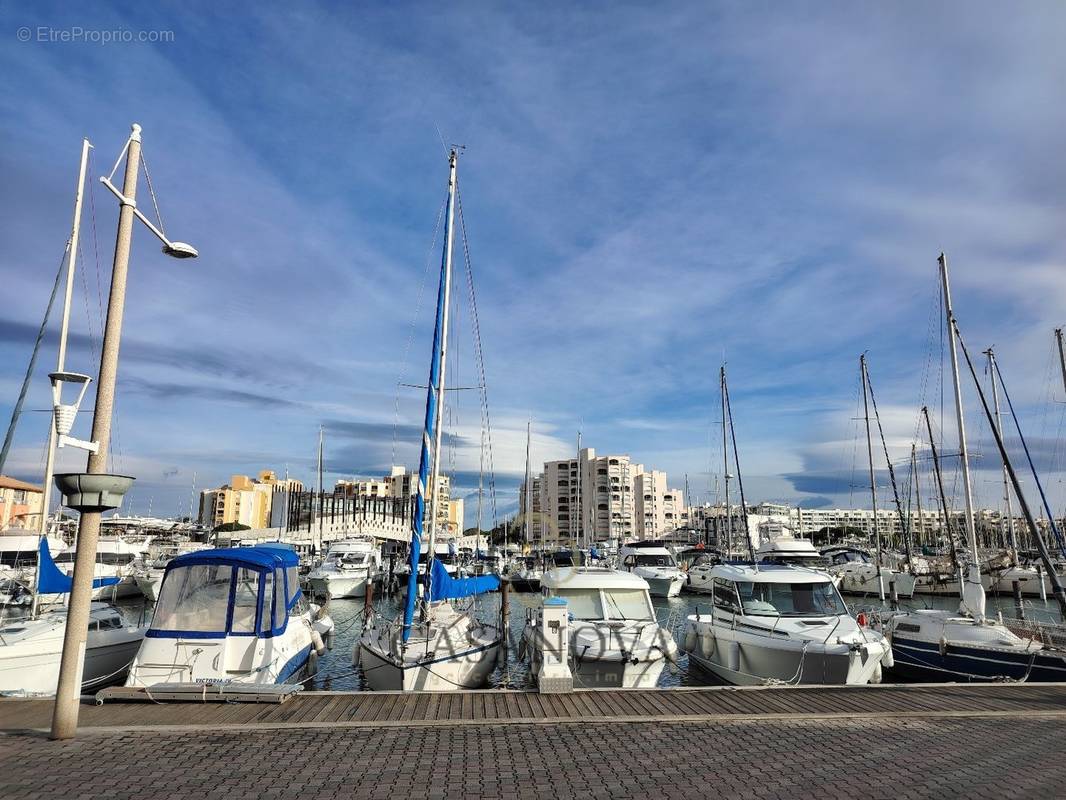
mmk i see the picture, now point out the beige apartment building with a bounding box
[0,475,43,530]
[199,470,300,530]
[336,466,463,535]
[522,447,685,546]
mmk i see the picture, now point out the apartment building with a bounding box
[199,470,298,530]
[335,466,463,535]
[521,447,685,546]
[0,475,43,530]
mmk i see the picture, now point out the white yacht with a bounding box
[0,530,67,583]
[521,567,678,689]
[0,538,145,695]
[822,546,917,598]
[756,536,830,570]
[134,542,212,601]
[306,538,381,599]
[125,544,333,688]
[618,545,685,598]
[684,552,720,594]
[681,563,893,685]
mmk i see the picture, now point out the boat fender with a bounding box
[307,648,319,676]
[870,662,882,684]
[325,628,335,651]
[683,627,697,654]
[701,630,715,657]
[881,646,894,669]
[724,640,740,673]
[311,629,327,656]
[939,635,948,658]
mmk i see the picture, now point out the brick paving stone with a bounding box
[0,717,1063,799]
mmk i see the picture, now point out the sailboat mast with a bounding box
[922,405,958,572]
[938,254,979,566]
[1056,328,1066,398]
[425,149,458,576]
[720,366,731,557]
[985,348,1018,565]
[911,444,924,548]
[860,354,885,600]
[40,138,92,535]
[317,425,324,553]
[523,419,532,546]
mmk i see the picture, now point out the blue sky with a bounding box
[1,2,1065,526]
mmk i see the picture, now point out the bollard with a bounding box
[538,597,573,693]
[889,579,899,611]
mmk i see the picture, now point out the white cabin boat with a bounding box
[822,546,916,598]
[47,537,150,602]
[681,563,892,685]
[307,538,381,599]
[125,544,333,688]
[521,567,678,689]
[134,542,212,601]
[618,545,685,598]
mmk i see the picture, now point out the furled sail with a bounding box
[36,536,121,594]
[428,558,498,602]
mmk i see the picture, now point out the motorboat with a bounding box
[756,536,830,570]
[681,563,893,685]
[0,538,145,695]
[822,546,916,598]
[0,530,66,583]
[134,542,212,601]
[508,556,543,592]
[521,566,678,689]
[618,544,685,598]
[125,544,333,688]
[684,552,720,594]
[306,537,381,599]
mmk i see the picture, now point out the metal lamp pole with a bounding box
[51,123,196,740]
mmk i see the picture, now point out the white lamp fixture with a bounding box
[48,371,98,453]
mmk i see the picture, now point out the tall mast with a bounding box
[860,354,885,600]
[40,139,92,535]
[721,365,731,556]
[424,149,458,578]
[910,444,924,548]
[317,425,324,553]
[922,405,958,574]
[523,418,532,546]
[401,148,458,639]
[1056,328,1066,398]
[985,348,1017,565]
[938,254,979,566]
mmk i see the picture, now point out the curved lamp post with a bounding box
[51,124,197,740]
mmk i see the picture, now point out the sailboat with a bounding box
[0,538,146,694]
[880,254,1066,682]
[356,149,501,691]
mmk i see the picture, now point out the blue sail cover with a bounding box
[402,176,455,642]
[429,559,499,602]
[36,537,121,594]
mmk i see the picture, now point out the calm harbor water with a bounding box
[109,587,1063,692]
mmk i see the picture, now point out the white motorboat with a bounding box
[0,538,145,695]
[521,566,678,689]
[307,538,381,599]
[0,530,67,584]
[681,563,892,685]
[756,536,830,570]
[684,552,719,594]
[134,542,212,601]
[619,544,685,598]
[125,544,333,688]
[822,546,916,598]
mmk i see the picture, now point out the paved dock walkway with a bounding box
[2,684,1065,799]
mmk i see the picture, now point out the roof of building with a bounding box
[0,475,43,493]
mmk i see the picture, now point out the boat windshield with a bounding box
[602,588,654,621]
[829,551,869,565]
[153,564,240,633]
[554,588,603,620]
[735,580,846,617]
[633,554,675,567]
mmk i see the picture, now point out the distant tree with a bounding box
[213,521,251,533]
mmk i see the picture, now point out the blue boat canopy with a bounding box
[428,558,499,602]
[148,544,302,640]
[36,537,121,595]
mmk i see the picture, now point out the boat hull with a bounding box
[887,634,1066,683]
[357,639,500,691]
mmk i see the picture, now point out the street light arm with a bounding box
[99,175,198,259]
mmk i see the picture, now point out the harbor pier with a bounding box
[2,683,1065,799]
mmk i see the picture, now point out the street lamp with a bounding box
[50,123,197,740]
[48,371,97,453]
